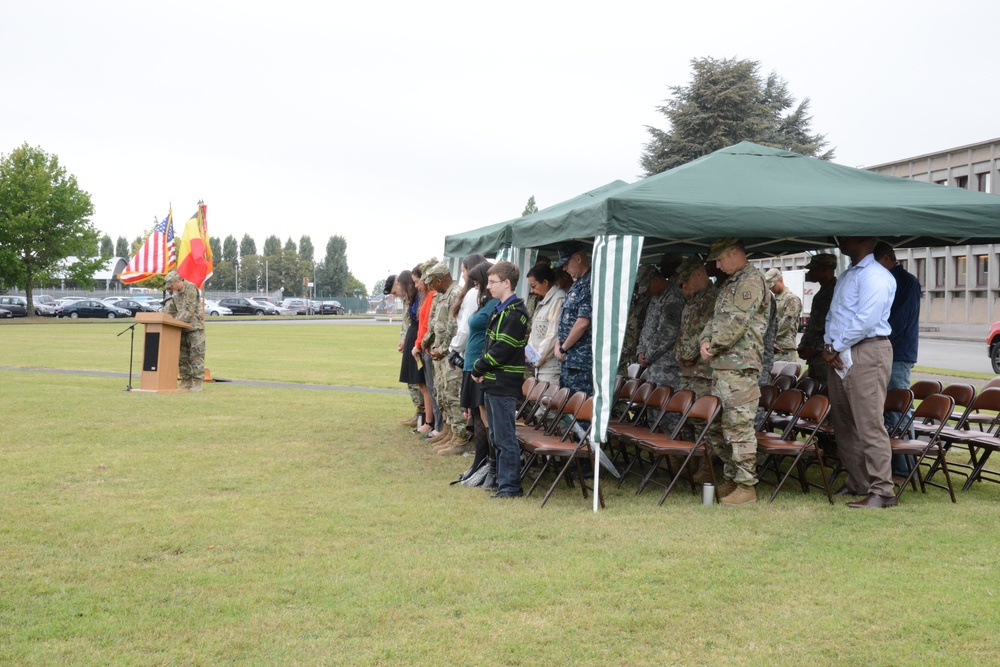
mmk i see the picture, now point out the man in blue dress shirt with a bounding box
[822,237,898,508]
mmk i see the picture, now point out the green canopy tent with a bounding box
[443,180,630,296]
[461,142,1000,510]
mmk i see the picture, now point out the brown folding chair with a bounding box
[756,394,833,503]
[772,374,795,392]
[521,396,602,508]
[517,387,570,471]
[883,388,915,438]
[761,388,805,435]
[891,394,957,502]
[758,384,781,414]
[632,394,722,505]
[793,376,819,399]
[909,380,943,401]
[962,429,1000,491]
[618,389,695,490]
[514,378,548,423]
[611,378,641,419]
[924,387,1000,489]
[609,386,674,487]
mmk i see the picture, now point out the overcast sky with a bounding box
[3,0,998,292]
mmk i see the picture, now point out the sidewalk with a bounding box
[919,326,985,344]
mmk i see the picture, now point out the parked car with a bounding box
[0,296,29,317]
[56,299,131,319]
[317,300,345,315]
[112,299,159,317]
[0,307,12,318]
[102,296,128,304]
[33,302,57,317]
[218,297,270,315]
[251,297,292,315]
[989,321,1000,373]
[34,294,56,307]
[281,298,313,315]
[204,300,233,316]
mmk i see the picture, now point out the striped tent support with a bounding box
[590,234,644,512]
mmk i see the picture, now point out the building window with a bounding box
[955,256,967,287]
[977,172,992,192]
[956,175,969,189]
[934,257,946,287]
[935,179,948,186]
[915,258,926,288]
[977,255,989,287]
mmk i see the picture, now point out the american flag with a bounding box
[118,211,176,284]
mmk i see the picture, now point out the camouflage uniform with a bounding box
[638,282,685,433]
[163,279,205,389]
[423,281,467,437]
[618,265,657,376]
[701,262,769,486]
[755,297,777,431]
[773,289,802,362]
[677,282,720,443]
[558,270,593,396]
[799,278,837,384]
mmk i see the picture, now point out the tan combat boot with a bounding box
[691,458,714,485]
[400,414,419,427]
[716,479,738,498]
[432,432,459,452]
[436,435,473,456]
[720,483,757,506]
[426,425,452,445]
[189,380,203,392]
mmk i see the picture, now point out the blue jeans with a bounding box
[484,393,522,494]
[884,360,915,475]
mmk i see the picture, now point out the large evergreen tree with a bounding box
[263,235,282,257]
[316,235,350,297]
[239,234,257,257]
[522,195,538,216]
[99,234,113,259]
[640,57,833,176]
[115,236,129,257]
[299,235,314,262]
[209,236,222,262]
[0,143,98,312]
[222,235,239,266]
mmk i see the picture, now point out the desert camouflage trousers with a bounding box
[179,329,206,385]
[434,358,467,435]
[407,384,423,411]
[711,369,759,486]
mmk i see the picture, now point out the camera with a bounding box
[447,349,465,368]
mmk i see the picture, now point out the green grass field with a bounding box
[1,321,997,665]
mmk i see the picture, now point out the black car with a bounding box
[0,307,12,318]
[56,300,132,319]
[318,300,345,315]
[112,299,160,317]
[218,297,270,315]
[0,296,28,317]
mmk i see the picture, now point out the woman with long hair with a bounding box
[412,262,443,438]
[525,264,566,386]
[393,270,430,429]
[454,260,500,486]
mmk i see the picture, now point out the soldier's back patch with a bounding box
[736,289,756,309]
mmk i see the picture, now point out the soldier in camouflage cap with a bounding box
[636,263,685,431]
[700,237,769,505]
[421,261,469,455]
[618,264,657,376]
[766,268,803,362]
[163,269,206,392]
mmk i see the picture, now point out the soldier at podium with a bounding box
[163,270,206,391]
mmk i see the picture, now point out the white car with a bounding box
[204,300,233,316]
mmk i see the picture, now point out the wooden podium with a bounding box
[135,312,193,392]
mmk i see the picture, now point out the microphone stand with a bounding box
[117,322,139,391]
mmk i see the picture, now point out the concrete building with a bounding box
[752,138,1000,333]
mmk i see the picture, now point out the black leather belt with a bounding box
[854,335,889,346]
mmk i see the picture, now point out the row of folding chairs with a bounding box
[514,378,601,509]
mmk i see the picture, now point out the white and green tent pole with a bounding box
[590,234,644,512]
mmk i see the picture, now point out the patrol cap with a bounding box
[419,257,439,274]
[804,253,838,270]
[422,261,450,282]
[764,268,782,288]
[164,270,181,284]
[706,237,743,261]
[383,274,396,295]
[634,265,658,294]
[554,241,586,268]
[675,256,706,284]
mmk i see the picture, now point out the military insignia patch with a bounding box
[742,291,752,300]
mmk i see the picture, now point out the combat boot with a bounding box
[400,413,419,427]
[691,458,714,485]
[436,440,473,456]
[720,483,756,506]
[189,380,203,392]
[179,380,193,391]
[426,425,452,444]
[716,479,738,498]
[432,432,459,453]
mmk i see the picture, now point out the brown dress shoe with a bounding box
[847,494,898,509]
